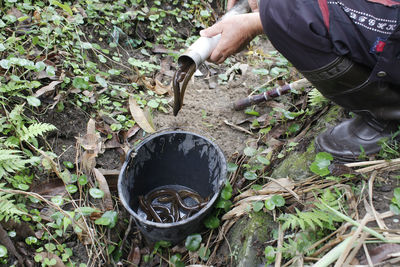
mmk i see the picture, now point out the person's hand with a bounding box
[227,0,259,12]
[199,12,263,64]
[227,0,237,10]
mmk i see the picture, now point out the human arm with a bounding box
[199,12,264,64]
[227,0,259,11]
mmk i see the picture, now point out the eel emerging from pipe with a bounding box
[172,0,250,116]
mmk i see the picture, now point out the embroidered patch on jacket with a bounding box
[367,0,400,7]
[370,37,387,54]
[328,2,397,34]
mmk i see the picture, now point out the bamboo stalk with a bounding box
[275,223,283,267]
[343,232,369,266]
[313,237,353,267]
[334,215,369,267]
[320,201,387,242]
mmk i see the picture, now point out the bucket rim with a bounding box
[117,130,227,228]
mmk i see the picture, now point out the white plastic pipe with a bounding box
[178,0,251,68]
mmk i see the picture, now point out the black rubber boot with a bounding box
[302,57,400,161]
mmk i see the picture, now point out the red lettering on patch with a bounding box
[367,0,400,7]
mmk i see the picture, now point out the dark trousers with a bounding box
[259,0,400,72]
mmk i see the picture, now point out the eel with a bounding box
[172,59,197,116]
[138,187,209,223]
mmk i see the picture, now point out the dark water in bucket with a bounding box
[118,130,226,244]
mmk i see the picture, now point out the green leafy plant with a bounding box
[0,244,7,263]
[242,145,271,182]
[279,189,344,231]
[264,246,275,265]
[204,180,233,229]
[169,254,185,267]
[390,187,400,215]
[378,129,400,159]
[308,88,329,108]
[0,149,37,182]
[265,195,286,211]
[277,188,347,260]
[185,234,202,252]
[310,152,333,176]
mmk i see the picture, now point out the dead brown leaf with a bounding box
[104,133,123,149]
[152,44,176,54]
[75,217,93,245]
[360,244,400,265]
[235,178,294,200]
[34,81,62,98]
[33,10,41,22]
[97,168,120,192]
[124,125,141,141]
[127,246,141,266]
[78,119,105,174]
[93,168,113,210]
[30,178,66,197]
[154,79,172,95]
[8,7,24,19]
[0,224,23,264]
[222,178,295,220]
[1,219,35,240]
[81,151,96,175]
[159,58,175,77]
[128,96,156,133]
[76,6,88,18]
[141,77,155,91]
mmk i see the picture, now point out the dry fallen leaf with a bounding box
[141,77,155,91]
[222,178,294,220]
[360,244,400,264]
[33,10,41,22]
[235,178,294,200]
[81,152,96,175]
[8,7,24,19]
[129,96,156,133]
[75,217,93,245]
[222,201,254,221]
[34,81,62,98]
[93,168,113,210]
[124,125,141,141]
[78,119,105,174]
[127,246,141,266]
[154,79,172,95]
[104,134,123,149]
[97,168,120,192]
[30,178,66,197]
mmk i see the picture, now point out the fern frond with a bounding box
[0,185,25,222]
[20,122,56,142]
[0,82,27,94]
[308,88,329,108]
[280,207,344,231]
[8,104,24,125]
[0,149,33,179]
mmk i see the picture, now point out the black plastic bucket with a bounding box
[118,130,227,244]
